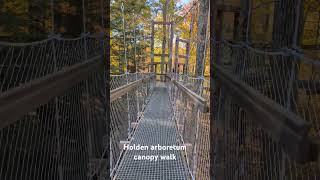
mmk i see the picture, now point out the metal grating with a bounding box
[114,87,190,180]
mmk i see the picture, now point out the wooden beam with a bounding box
[0,56,103,129]
[150,62,169,65]
[110,75,154,102]
[154,53,169,57]
[213,63,318,163]
[302,44,320,50]
[167,76,209,113]
[154,21,172,25]
[179,38,189,44]
[178,55,188,59]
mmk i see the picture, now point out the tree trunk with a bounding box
[161,0,169,80]
[195,0,209,77]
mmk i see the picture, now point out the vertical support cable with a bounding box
[82,0,94,176]
[133,13,137,73]
[245,0,252,43]
[281,1,303,179]
[133,14,140,118]
[50,1,63,179]
[82,0,87,35]
[292,0,302,48]
[168,22,174,73]
[50,0,55,35]
[122,3,130,137]
[316,12,320,45]
[121,2,128,73]
[100,0,105,30]
[125,74,131,138]
[150,20,155,73]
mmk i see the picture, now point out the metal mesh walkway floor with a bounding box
[114,87,189,180]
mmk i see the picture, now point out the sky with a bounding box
[177,0,190,6]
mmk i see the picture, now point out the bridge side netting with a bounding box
[110,73,155,177]
[212,41,320,179]
[0,35,109,180]
[167,74,210,179]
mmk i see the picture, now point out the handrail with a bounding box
[213,63,319,163]
[110,75,155,102]
[166,75,209,113]
[0,56,103,129]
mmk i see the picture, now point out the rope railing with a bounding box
[110,72,154,90]
[166,72,210,179]
[0,33,109,180]
[212,40,320,179]
[166,73,210,100]
[0,0,111,178]
[0,34,107,93]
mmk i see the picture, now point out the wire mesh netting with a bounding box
[0,71,108,180]
[0,35,108,180]
[114,86,190,179]
[167,73,210,179]
[111,74,210,180]
[0,34,106,93]
[110,73,156,177]
[212,41,320,179]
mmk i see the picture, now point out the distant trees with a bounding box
[110,0,151,73]
[0,0,106,42]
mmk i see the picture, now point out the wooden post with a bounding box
[161,0,170,81]
[185,41,190,75]
[168,22,174,72]
[177,64,180,74]
[233,12,240,40]
[174,37,179,73]
[155,64,157,74]
[186,6,195,76]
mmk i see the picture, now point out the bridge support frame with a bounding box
[150,21,174,77]
[174,36,190,75]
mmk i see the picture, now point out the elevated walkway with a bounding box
[114,87,190,180]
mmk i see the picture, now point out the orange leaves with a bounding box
[2,0,28,16]
[57,2,77,16]
[59,26,66,33]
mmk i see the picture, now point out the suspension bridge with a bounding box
[0,0,210,179]
[1,0,320,180]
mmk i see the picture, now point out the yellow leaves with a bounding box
[57,2,77,15]
[93,24,103,33]
[59,26,66,33]
[44,19,53,32]
[3,0,28,16]
[18,26,29,33]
